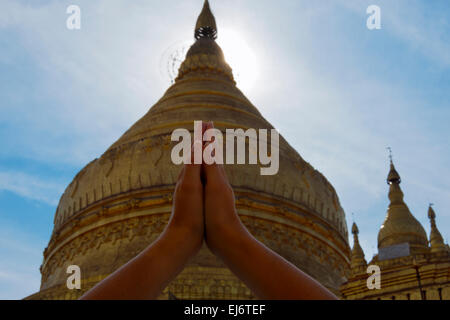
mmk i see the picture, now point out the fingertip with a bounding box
[205,121,214,131]
[191,138,203,165]
[192,139,203,150]
[202,121,209,135]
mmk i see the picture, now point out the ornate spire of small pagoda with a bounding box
[377,152,428,253]
[386,148,401,185]
[428,204,447,253]
[351,222,367,270]
[176,0,234,83]
[195,0,217,40]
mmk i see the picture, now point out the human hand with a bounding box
[165,128,206,255]
[202,122,244,255]
[80,127,208,300]
[201,122,337,300]
[81,121,337,300]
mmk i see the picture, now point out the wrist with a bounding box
[206,214,248,256]
[162,223,203,255]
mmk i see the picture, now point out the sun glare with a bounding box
[217,28,259,92]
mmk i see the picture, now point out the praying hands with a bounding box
[80,122,337,300]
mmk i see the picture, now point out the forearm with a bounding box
[80,226,200,300]
[209,219,337,300]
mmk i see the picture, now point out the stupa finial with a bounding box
[428,204,447,252]
[195,0,217,40]
[387,146,393,164]
[386,147,401,185]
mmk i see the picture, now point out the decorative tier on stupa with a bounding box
[27,0,350,300]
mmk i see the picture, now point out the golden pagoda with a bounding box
[27,1,350,300]
[341,159,450,300]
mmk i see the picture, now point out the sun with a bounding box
[217,28,259,92]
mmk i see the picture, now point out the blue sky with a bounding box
[0,0,449,299]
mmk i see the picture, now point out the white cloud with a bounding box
[0,269,41,300]
[0,0,448,285]
[0,171,64,206]
[0,226,45,299]
[245,0,450,257]
[0,0,188,166]
[337,0,450,67]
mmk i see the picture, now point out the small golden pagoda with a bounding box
[341,160,450,300]
[26,0,351,300]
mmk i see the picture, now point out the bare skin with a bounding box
[80,122,337,300]
[80,134,205,300]
[202,122,337,300]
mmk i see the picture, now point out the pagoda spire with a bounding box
[428,204,447,253]
[386,148,401,185]
[176,0,234,83]
[195,0,217,40]
[351,223,367,270]
[378,155,428,253]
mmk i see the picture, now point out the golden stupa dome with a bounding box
[29,1,350,299]
[378,161,428,253]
